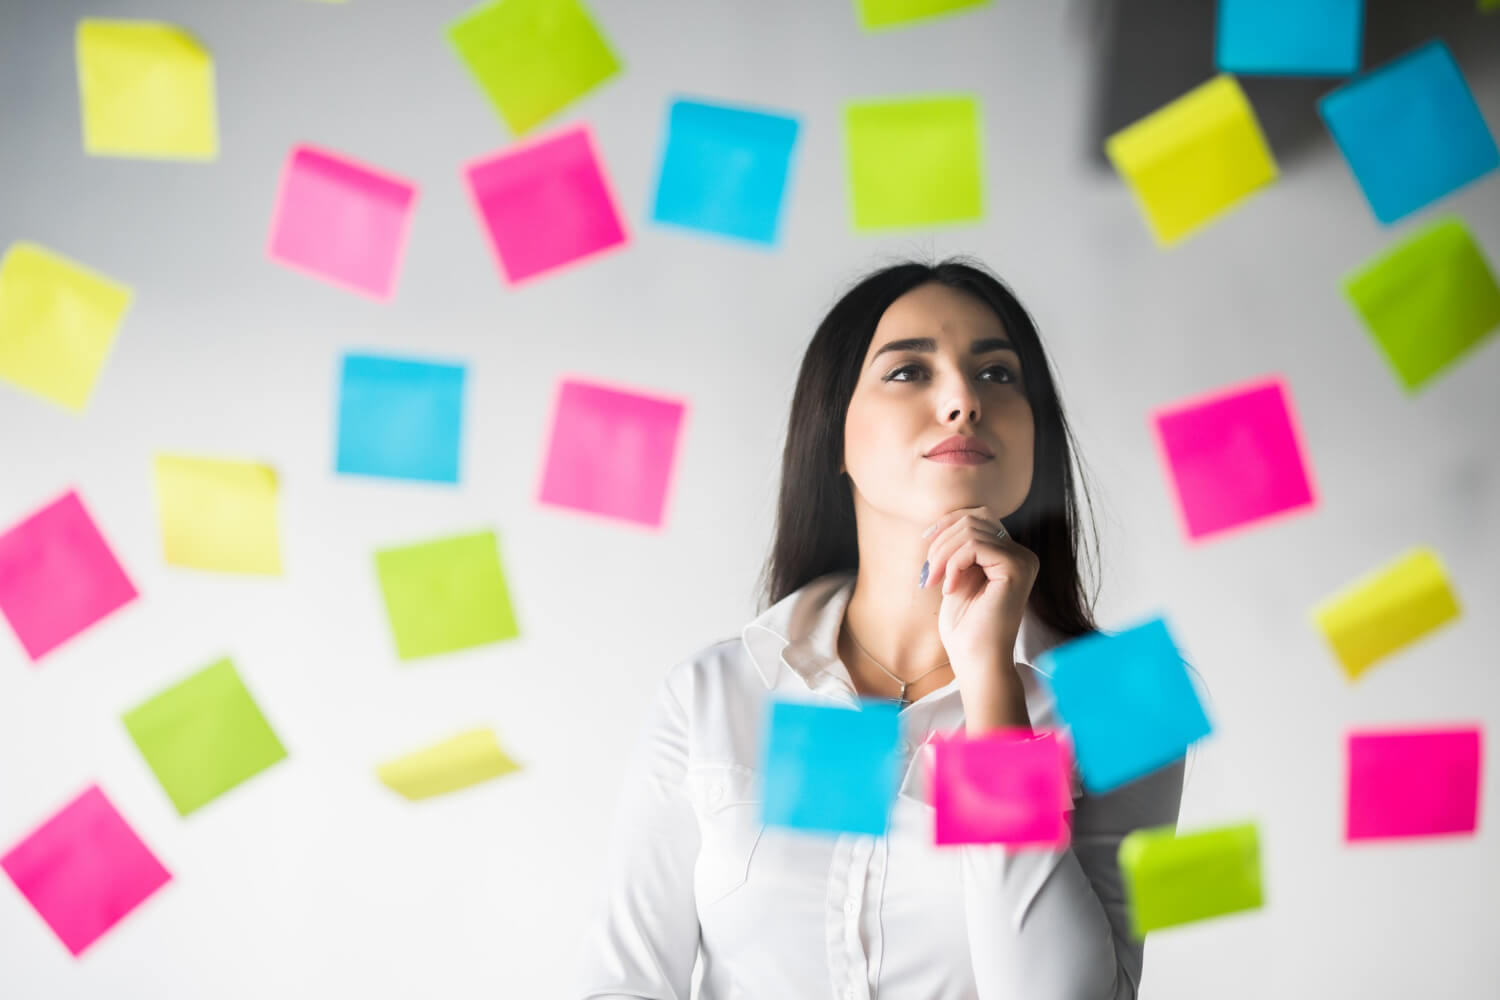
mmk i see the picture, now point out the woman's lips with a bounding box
[924,451,993,466]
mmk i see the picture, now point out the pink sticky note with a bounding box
[931,728,1073,847]
[1151,376,1316,541]
[463,125,627,284]
[538,378,687,528]
[0,490,137,661]
[1347,726,1482,842]
[267,144,417,299]
[2,785,171,956]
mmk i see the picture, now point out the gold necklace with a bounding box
[844,624,950,708]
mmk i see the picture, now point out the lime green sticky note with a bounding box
[123,658,288,817]
[1343,217,1500,393]
[1312,548,1461,681]
[377,728,522,800]
[153,455,282,575]
[1105,75,1278,247]
[1119,822,1263,936]
[844,95,983,230]
[854,0,990,30]
[1483,0,1500,12]
[76,19,218,160]
[375,529,519,660]
[447,0,621,137]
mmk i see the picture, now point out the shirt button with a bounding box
[843,989,857,1000]
[900,740,914,756]
[708,782,725,803]
[843,898,857,915]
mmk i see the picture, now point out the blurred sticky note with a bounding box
[336,353,465,483]
[1215,0,1363,76]
[1151,376,1316,541]
[76,19,217,159]
[1347,727,1481,841]
[1318,41,1499,224]
[268,145,417,299]
[1118,822,1262,936]
[153,454,282,574]
[1484,0,1500,12]
[1,785,171,956]
[0,242,132,413]
[447,0,620,136]
[652,99,800,245]
[1042,617,1211,793]
[844,95,982,230]
[931,728,1072,847]
[0,490,137,662]
[377,728,522,800]
[855,0,990,30]
[1312,548,1461,681]
[1106,75,1278,247]
[122,658,287,817]
[374,529,519,660]
[538,378,687,528]
[760,699,902,836]
[1343,217,1500,392]
[464,125,627,283]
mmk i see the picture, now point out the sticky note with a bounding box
[1318,41,1499,224]
[76,19,217,159]
[931,728,1072,847]
[464,125,627,284]
[152,454,282,574]
[651,99,800,245]
[1151,376,1316,541]
[2,786,170,956]
[760,699,902,836]
[447,0,620,136]
[1312,548,1461,681]
[377,728,522,800]
[1118,822,1262,936]
[844,95,983,230]
[538,378,687,528]
[267,145,417,299]
[0,490,137,662]
[1042,617,1211,793]
[1215,0,1363,76]
[374,529,519,660]
[1106,75,1278,247]
[1348,727,1481,841]
[336,353,465,483]
[1343,217,1500,392]
[0,242,132,413]
[855,0,990,30]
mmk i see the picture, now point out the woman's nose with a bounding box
[941,390,980,424]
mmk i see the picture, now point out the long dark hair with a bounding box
[756,257,1101,641]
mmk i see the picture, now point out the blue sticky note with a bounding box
[651,99,800,245]
[336,353,465,483]
[1318,40,1500,224]
[1216,0,1364,76]
[759,699,901,835]
[1041,617,1212,793]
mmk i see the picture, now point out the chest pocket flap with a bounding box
[685,762,765,905]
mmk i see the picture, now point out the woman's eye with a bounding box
[883,364,1015,383]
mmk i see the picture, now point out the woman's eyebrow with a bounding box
[869,336,1017,366]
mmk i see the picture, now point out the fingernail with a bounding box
[918,561,929,589]
[921,524,935,539]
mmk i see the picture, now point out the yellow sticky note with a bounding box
[377,728,522,800]
[76,19,218,160]
[0,242,132,413]
[1105,75,1278,247]
[1312,548,1461,681]
[153,455,282,574]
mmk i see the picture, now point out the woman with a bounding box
[572,259,1185,999]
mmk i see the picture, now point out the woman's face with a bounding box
[842,282,1035,526]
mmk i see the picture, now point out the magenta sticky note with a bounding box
[2,785,171,956]
[538,378,687,527]
[1347,726,1482,842]
[1151,376,1316,541]
[931,728,1073,847]
[463,124,627,284]
[0,490,137,661]
[267,144,417,299]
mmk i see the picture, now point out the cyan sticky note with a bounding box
[1318,40,1499,224]
[336,353,465,484]
[1042,617,1212,793]
[1215,0,1364,76]
[651,99,800,245]
[760,699,902,836]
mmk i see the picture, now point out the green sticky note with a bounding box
[1343,217,1500,393]
[447,0,621,136]
[377,728,523,800]
[854,0,990,30]
[375,529,519,660]
[122,658,287,817]
[844,94,983,230]
[1118,822,1263,936]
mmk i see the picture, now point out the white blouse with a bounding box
[571,570,1184,1000]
